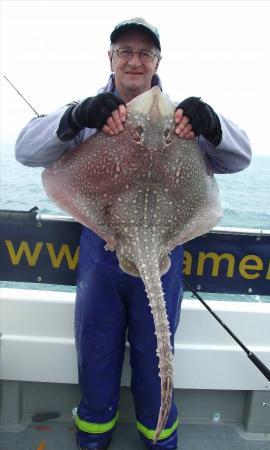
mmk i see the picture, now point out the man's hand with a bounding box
[102,104,126,135]
[174,96,222,146]
[70,93,126,135]
[174,108,195,140]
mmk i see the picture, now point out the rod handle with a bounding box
[248,352,270,382]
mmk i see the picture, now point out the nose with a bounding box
[128,53,143,65]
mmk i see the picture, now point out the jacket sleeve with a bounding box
[15,105,86,168]
[198,114,252,174]
[16,104,252,173]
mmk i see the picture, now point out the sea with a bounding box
[0,142,269,302]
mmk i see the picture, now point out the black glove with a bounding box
[176,97,222,146]
[57,93,125,141]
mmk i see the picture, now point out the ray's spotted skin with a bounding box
[42,86,222,443]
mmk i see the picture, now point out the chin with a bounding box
[124,82,147,93]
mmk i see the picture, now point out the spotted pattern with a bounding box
[42,86,222,443]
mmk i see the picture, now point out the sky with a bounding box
[1,0,270,155]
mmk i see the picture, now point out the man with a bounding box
[16,17,251,450]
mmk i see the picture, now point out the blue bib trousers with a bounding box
[75,227,184,449]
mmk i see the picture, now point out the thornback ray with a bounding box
[42,86,222,443]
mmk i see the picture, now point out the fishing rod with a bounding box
[183,279,270,382]
[2,74,40,117]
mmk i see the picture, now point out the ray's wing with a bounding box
[42,130,138,249]
[158,136,222,251]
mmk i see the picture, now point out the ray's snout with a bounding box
[128,87,175,151]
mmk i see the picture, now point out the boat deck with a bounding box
[1,419,270,450]
[1,287,270,450]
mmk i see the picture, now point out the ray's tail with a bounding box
[136,248,174,444]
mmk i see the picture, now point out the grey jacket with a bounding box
[15,75,252,174]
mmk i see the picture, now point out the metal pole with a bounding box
[2,74,40,117]
[183,279,270,382]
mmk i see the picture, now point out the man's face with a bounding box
[109,30,160,100]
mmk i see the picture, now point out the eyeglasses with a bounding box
[112,47,160,62]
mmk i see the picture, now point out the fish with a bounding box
[42,86,222,443]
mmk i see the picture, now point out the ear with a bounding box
[108,50,114,72]
[155,56,162,73]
